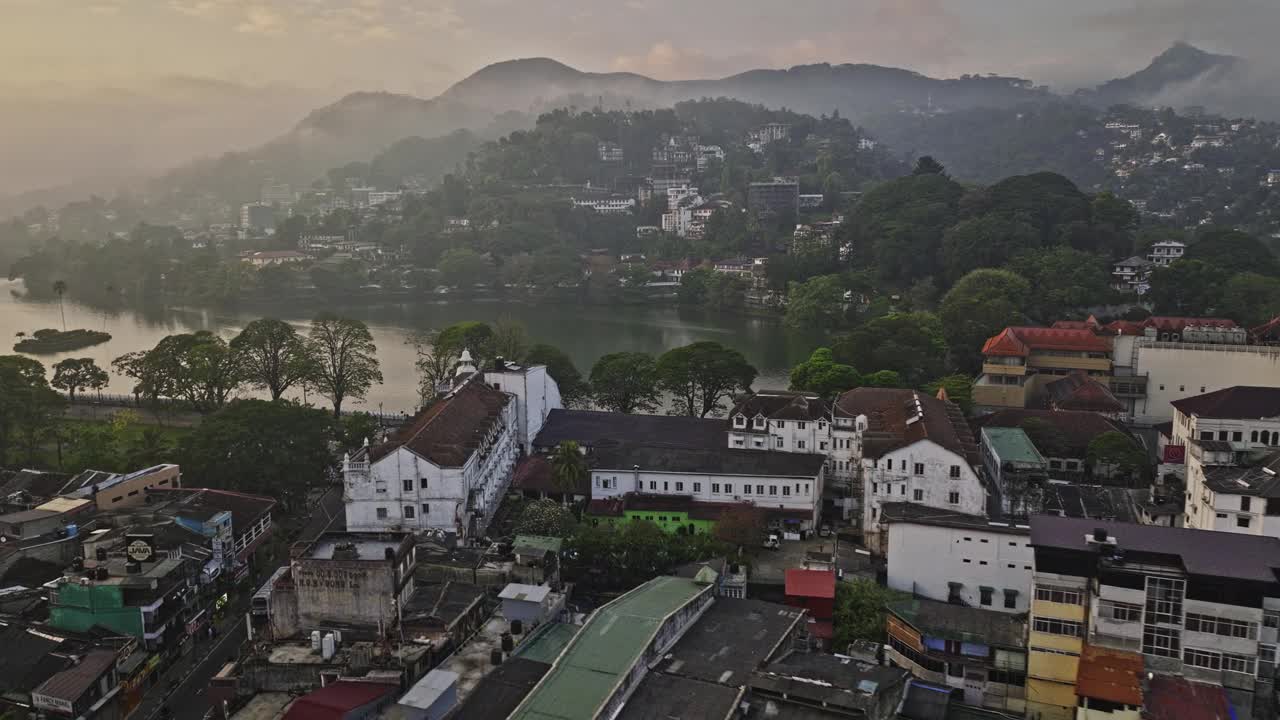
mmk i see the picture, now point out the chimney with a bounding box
[1093,527,1108,543]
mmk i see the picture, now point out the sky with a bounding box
[0,0,1276,195]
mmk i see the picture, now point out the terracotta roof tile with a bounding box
[1075,645,1143,706]
[834,388,979,466]
[981,327,1110,356]
[369,377,510,467]
[1143,676,1231,720]
[1045,373,1125,413]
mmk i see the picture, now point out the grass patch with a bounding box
[14,328,112,354]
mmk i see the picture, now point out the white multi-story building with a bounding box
[1167,386,1280,457]
[1147,240,1186,267]
[833,388,985,552]
[368,190,403,207]
[587,444,827,532]
[882,503,1033,613]
[727,391,832,455]
[342,374,519,538]
[1184,444,1280,537]
[598,142,624,163]
[482,358,562,455]
[571,197,636,214]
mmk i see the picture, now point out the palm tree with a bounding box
[551,441,588,509]
[52,280,67,331]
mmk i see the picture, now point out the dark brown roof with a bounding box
[1030,515,1280,583]
[150,487,276,532]
[1144,675,1231,720]
[973,409,1128,458]
[730,391,831,422]
[512,456,590,495]
[834,388,979,465]
[591,443,826,478]
[32,649,117,703]
[532,409,727,451]
[1075,645,1143,706]
[879,502,1028,535]
[1045,373,1124,414]
[1170,386,1280,420]
[370,378,510,467]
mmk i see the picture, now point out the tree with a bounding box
[863,369,905,388]
[714,503,766,550]
[120,332,244,413]
[656,341,757,418]
[0,356,65,464]
[514,498,575,537]
[337,412,382,452]
[526,344,591,408]
[492,317,530,363]
[590,352,661,414]
[923,374,974,413]
[1186,228,1279,276]
[50,358,108,402]
[784,275,845,330]
[939,269,1031,374]
[410,329,455,406]
[435,321,495,368]
[438,247,491,289]
[231,319,314,401]
[551,441,588,504]
[1218,273,1280,327]
[1147,260,1229,316]
[789,348,860,397]
[52,280,67,331]
[832,313,947,387]
[913,156,947,176]
[178,400,335,511]
[940,214,1041,283]
[307,315,383,417]
[833,579,909,649]
[1087,431,1147,480]
[1006,247,1112,323]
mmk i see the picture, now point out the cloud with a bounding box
[88,4,122,15]
[236,5,284,35]
[611,41,748,79]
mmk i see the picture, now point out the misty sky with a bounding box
[4,0,1277,98]
[1,0,1276,197]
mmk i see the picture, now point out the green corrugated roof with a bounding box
[513,535,564,555]
[510,576,709,720]
[981,427,1047,466]
[513,622,578,665]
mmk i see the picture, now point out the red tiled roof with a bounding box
[284,681,396,720]
[1045,373,1125,413]
[1142,316,1236,332]
[1251,315,1280,342]
[982,327,1111,356]
[785,569,836,599]
[809,620,834,639]
[1143,676,1231,720]
[1171,386,1280,420]
[1074,645,1142,706]
[369,377,510,467]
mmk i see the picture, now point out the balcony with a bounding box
[1027,354,1112,373]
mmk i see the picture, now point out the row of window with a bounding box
[596,477,814,498]
[1183,647,1257,675]
[1033,617,1083,638]
[1198,429,1278,445]
[732,417,827,431]
[873,459,963,477]
[374,504,434,520]
[872,483,961,505]
[1098,600,1142,623]
[1185,612,1258,640]
[1034,584,1083,606]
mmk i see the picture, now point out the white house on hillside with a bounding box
[343,374,519,538]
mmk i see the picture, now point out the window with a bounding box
[733,437,745,447]
[1253,431,1260,443]
[988,668,1026,687]
[757,485,764,495]
[1142,626,1180,658]
[754,416,765,428]
[1225,653,1258,675]
[900,485,906,495]
[1242,497,1252,512]
[913,489,923,501]
[914,463,925,475]
[404,505,415,519]
[1183,647,1220,671]
[650,481,657,490]
[1260,644,1277,664]
[805,483,810,495]
[948,491,960,504]
[422,503,430,516]
[797,422,807,429]
[1145,577,1185,626]
[724,483,733,494]
[1201,431,1214,440]
[1049,460,1062,470]
[403,479,414,492]
[693,483,701,493]
[376,507,388,519]
[782,486,791,496]
[734,415,746,427]
[1264,611,1280,629]
[712,483,721,494]
[663,482,669,491]
[675,482,684,492]
[1033,618,1082,637]
[1100,600,1142,622]
[1233,431,1243,442]
[1216,512,1229,519]
[776,438,784,448]
[1004,590,1018,609]
[1238,516,1251,529]
[1035,584,1082,605]
[419,477,428,489]
[776,421,786,429]
[949,465,961,478]
[819,441,827,450]
[797,440,806,449]
[872,483,878,494]
[980,587,993,606]
[769,485,777,496]
[1185,613,1257,640]
[1218,430,1229,441]
[744,485,752,495]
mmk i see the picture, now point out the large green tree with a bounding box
[656,341,757,417]
[526,344,591,409]
[923,374,975,413]
[1218,273,1280,327]
[178,399,335,511]
[438,247,492,288]
[231,318,314,401]
[939,269,1031,374]
[307,315,383,417]
[940,214,1041,283]
[789,348,860,397]
[50,357,108,403]
[551,441,588,503]
[832,312,947,387]
[833,579,910,649]
[0,356,65,464]
[590,352,661,414]
[1087,431,1147,481]
[1186,228,1279,277]
[1147,260,1230,316]
[1006,246,1113,323]
[785,274,846,330]
[115,332,244,413]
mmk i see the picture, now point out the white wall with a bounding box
[1136,344,1280,422]
[485,365,562,453]
[862,440,987,548]
[590,466,823,527]
[728,416,832,454]
[886,522,1033,613]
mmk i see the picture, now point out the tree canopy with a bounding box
[589,352,661,414]
[656,342,757,417]
[939,269,1031,374]
[788,348,860,397]
[307,315,383,417]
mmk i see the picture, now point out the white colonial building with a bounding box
[832,388,986,552]
[728,391,832,455]
[483,358,563,454]
[882,503,1033,613]
[342,374,520,538]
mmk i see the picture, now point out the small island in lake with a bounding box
[14,328,112,353]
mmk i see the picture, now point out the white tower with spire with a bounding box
[455,348,476,379]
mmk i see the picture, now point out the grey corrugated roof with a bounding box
[592,444,826,478]
[1202,452,1280,497]
[533,410,727,451]
[1030,515,1280,583]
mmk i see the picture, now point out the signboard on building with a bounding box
[125,534,155,563]
[1162,445,1186,465]
[32,692,75,715]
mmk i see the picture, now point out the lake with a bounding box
[0,280,823,414]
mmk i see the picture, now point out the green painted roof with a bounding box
[513,535,564,555]
[981,427,1047,467]
[513,622,579,665]
[510,576,709,720]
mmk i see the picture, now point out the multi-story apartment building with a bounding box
[1027,516,1280,720]
[1147,240,1186,267]
[833,388,985,551]
[974,327,1113,411]
[1111,256,1155,294]
[1184,444,1280,537]
[483,358,563,455]
[342,374,519,538]
[747,178,800,217]
[727,390,832,455]
[571,197,636,214]
[1166,386,1280,456]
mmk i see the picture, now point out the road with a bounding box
[134,484,345,720]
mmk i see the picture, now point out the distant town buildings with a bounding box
[239,203,274,231]
[747,177,800,217]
